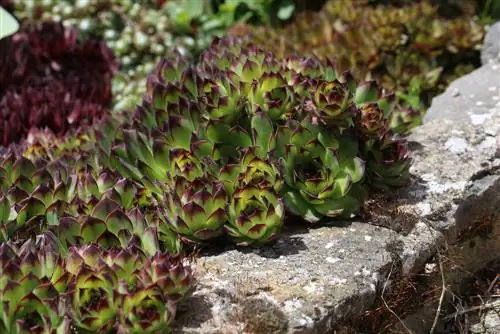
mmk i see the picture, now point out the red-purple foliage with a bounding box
[0,0,14,12]
[0,21,118,147]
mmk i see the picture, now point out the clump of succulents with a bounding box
[0,20,117,147]
[0,147,182,251]
[228,0,484,127]
[0,34,414,332]
[122,36,411,244]
[4,36,412,244]
[0,238,193,333]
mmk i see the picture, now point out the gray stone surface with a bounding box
[470,300,500,334]
[173,64,500,333]
[481,21,500,65]
[424,62,500,124]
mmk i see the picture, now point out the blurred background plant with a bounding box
[7,0,495,116]
[228,0,486,119]
[7,0,326,112]
[0,3,18,39]
[0,19,117,147]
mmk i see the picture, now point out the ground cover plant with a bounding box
[228,0,485,114]
[0,0,493,332]
[0,34,415,330]
[0,18,116,147]
[8,0,333,112]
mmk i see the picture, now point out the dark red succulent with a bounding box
[0,21,118,147]
[0,0,14,12]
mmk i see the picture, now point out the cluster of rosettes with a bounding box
[114,37,411,245]
[0,148,182,252]
[0,35,413,332]
[229,0,484,111]
[2,37,412,248]
[0,238,192,333]
[0,20,117,147]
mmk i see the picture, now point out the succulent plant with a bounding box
[136,36,412,231]
[362,135,412,191]
[275,120,365,222]
[228,0,484,128]
[164,175,228,242]
[226,182,285,245]
[220,147,284,244]
[0,238,71,333]
[0,20,117,148]
[0,151,169,252]
[0,238,193,333]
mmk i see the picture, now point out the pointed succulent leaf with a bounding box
[114,178,137,210]
[16,197,45,226]
[91,198,121,221]
[119,287,173,333]
[0,196,15,222]
[11,158,36,182]
[81,217,107,244]
[141,226,160,256]
[96,171,116,194]
[251,112,275,156]
[105,209,133,239]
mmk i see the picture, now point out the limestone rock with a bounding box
[481,21,500,65]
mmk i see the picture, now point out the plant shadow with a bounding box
[173,294,213,330]
[197,214,355,259]
[361,173,430,235]
[195,173,430,257]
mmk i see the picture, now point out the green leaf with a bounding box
[0,196,10,222]
[283,189,322,223]
[354,82,378,105]
[166,115,193,150]
[141,226,159,256]
[114,179,137,209]
[81,217,107,243]
[11,158,36,181]
[55,217,80,247]
[277,0,295,20]
[0,7,19,40]
[105,209,133,237]
[46,210,59,226]
[16,197,45,226]
[92,198,120,221]
[206,120,231,144]
[251,113,274,155]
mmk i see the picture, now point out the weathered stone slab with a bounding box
[175,222,397,334]
[481,21,500,65]
[174,63,500,333]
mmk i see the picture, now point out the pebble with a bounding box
[444,137,469,154]
[469,113,493,125]
[325,257,341,264]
